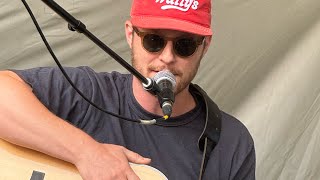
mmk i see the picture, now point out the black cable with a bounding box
[21,0,164,124]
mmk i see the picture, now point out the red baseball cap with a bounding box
[130,0,213,36]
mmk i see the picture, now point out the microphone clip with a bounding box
[142,78,161,95]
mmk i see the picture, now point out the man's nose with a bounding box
[158,41,176,64]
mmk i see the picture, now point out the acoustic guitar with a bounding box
[0,139,167,180]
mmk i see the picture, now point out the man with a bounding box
[0,0,255,179]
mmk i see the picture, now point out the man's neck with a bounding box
[132,77,196,117]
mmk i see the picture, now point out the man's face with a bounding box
[126,23,211,95]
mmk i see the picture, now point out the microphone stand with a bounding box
[40,0,159,94]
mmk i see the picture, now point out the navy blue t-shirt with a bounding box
[13,66,255,180]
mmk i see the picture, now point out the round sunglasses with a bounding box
[132,27,205,58]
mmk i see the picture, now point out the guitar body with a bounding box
[0,139,167,180]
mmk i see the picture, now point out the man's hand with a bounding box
[74,143,151,180]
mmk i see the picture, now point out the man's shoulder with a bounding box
[10,66,131,92]
[189,84,254,145]
[75,66,131,82]
[220,111,254,146]
[221,112,249,131]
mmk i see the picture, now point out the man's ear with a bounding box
[125,20,134,49]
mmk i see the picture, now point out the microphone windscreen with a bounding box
[152,70,176,89]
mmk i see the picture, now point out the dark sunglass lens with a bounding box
[143,34,165,52]
[175,38,197,57]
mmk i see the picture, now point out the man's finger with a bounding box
[123,148,151,164]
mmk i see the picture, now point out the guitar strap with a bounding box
[190,84,222,180]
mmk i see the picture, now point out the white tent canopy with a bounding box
[1,0,320,179]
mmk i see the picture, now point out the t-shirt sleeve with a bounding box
[233,143,256,179]
[218,112,256,180]
[11,66,93,127]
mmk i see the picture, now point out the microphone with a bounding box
[152,70,176,117]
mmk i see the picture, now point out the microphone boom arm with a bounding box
[40,0,150,86]
[40,0,172,117]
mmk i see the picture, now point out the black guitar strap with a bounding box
[190,84,222,180]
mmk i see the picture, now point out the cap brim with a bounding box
[131,16,213,36]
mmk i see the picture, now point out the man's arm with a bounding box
[0,70,150,180]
